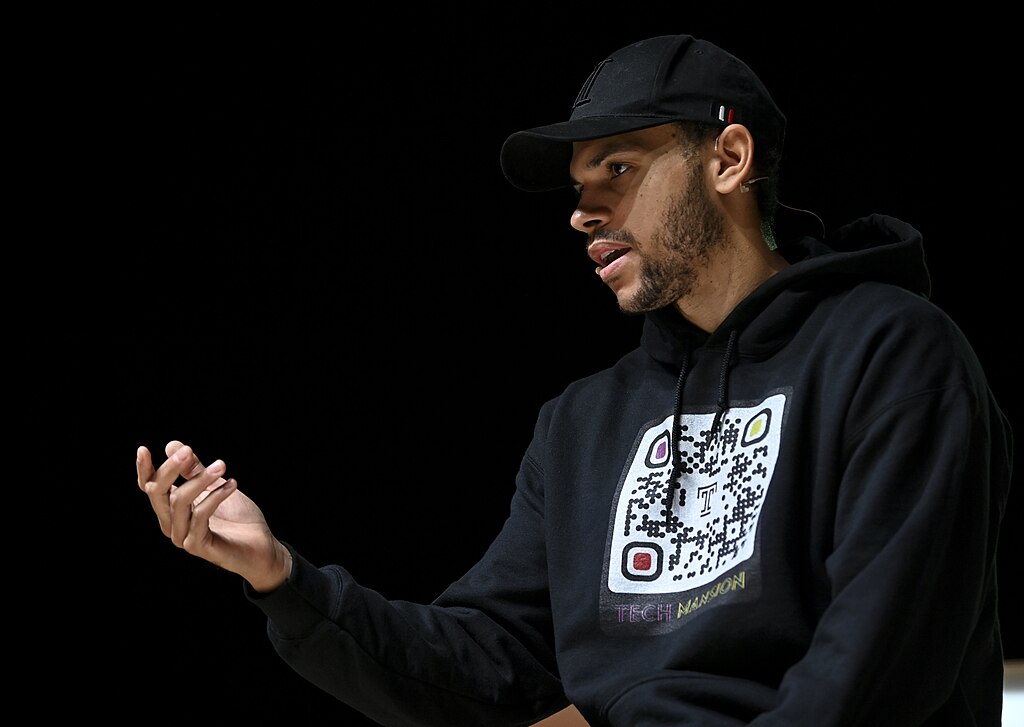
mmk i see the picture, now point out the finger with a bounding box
[142,444,197,537]
[170,455,228,508]
[164,442,230,501]
[143,443,193,497]
[183,477,239,557]
[165,440,216,482]
[168,458,227,548]
[137,445,176,537]
[136,446,155,492]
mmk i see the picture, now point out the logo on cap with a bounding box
[572,58,612,110]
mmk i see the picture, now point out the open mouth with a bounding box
[589,240,633,268]
[600,248,629,266]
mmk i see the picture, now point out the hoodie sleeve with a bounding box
[243,410,568,727]
[752,304,1013,726]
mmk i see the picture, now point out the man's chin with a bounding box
[615,294,650,316]
[614,285,665,316]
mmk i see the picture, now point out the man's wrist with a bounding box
[249,541,293,593]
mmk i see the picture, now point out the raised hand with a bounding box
[136,440,292,592]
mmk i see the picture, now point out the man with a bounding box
[137,34,1013,725]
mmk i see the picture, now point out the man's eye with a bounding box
[609,162,629,177]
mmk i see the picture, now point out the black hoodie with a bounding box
[247,214,1013,726]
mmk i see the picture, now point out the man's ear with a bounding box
[710,124,755,194]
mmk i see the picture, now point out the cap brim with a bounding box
[500,115,681,192]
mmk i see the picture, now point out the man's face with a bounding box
[570,124,726,314]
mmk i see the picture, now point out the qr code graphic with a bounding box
[607,393,784,594]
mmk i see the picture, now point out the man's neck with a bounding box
[675,244,790,333]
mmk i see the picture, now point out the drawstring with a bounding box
[665,328,739,526]
[669,346,691,490]
[708,328,738,441]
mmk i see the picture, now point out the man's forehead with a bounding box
[572,125,682,165]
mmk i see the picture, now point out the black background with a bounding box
[64,11,1018,724]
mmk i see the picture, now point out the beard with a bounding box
[619,160,728,315]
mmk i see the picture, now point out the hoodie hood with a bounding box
[641,213,930,368]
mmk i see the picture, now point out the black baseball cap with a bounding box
[500,34,786,192]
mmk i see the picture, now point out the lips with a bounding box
[588,240,633,269]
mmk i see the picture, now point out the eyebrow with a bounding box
[570,141,646,186]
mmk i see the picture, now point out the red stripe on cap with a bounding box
[728,108,735,123]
